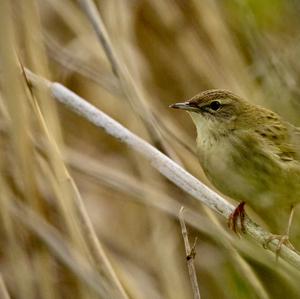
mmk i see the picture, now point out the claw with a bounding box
[263,205,297,260]
[228,202,246,235]
[263,234,296,261]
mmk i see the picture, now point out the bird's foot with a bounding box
[263,205,297,260]
[263,234,296,260]
[228,201,246,235]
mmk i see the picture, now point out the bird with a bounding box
[170,89,300,251]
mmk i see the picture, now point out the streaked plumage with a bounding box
[171,89,300,235]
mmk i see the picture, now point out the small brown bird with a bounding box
[170,89,300,250]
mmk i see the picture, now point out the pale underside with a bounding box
[191,111,300,232]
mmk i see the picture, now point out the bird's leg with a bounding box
[263,205,296,257]
[228,201,246,235]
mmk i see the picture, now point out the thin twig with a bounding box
[25,68,300,271]
[179,207,201,299]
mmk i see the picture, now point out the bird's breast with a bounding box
[196,134,299,212]
[196,136,248,199]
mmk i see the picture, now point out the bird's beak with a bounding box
[169,102,199,112]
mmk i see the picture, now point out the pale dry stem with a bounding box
[26,68,300,271]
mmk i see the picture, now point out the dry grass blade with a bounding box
[9,201,112,298]
[77,0,174,156]
[0,274,11,299]
[77,0,119,77]
[44,33,121,95]
[68,178,130,299]
[25,79,129,299]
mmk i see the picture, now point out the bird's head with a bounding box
[170,89,251,138]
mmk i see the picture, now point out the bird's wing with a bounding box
[253,121,300,162]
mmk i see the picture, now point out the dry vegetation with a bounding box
[1,0,300,298]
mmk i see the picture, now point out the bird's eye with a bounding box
[209,101,221,111]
